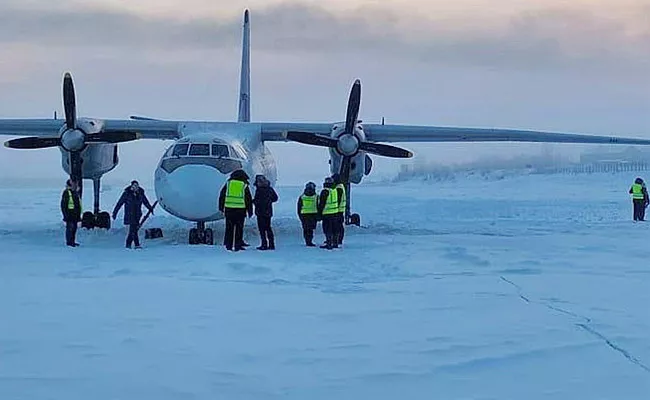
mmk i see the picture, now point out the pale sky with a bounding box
[0,0,648,185]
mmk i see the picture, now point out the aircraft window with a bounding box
[189,144,210,156]
[172,144,189,156]
[212,144,230,158]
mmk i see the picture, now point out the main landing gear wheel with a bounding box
[81,211,111,230]
[189,222,214,245]
[96,211,111,229]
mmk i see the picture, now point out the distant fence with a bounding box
[394,161,650,182]
[535,162,649,175]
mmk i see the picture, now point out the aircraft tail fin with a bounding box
[237,9,251,122]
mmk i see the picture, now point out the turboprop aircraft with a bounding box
[2,9,650,245]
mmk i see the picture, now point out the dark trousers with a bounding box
[224,209,246,250]
[126,222,140,247]
[633,200,646,221]
[300,215,317,245]
[337,213,345,244]
[257,215,275,248]
[329,213,344,245]
[65,221,78,246]
[322,215,337,247]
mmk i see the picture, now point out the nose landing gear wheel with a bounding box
[189,223,214,245]
[189,228,200,245]
[204,228,214,245]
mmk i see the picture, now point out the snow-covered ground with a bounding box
[1,172,649,399]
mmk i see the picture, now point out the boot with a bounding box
[257,238,268,250]
[268,237,275,250]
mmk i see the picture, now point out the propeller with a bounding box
[4,72,142,197]
[285,79,412,184]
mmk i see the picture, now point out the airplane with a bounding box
[2,9,650,246]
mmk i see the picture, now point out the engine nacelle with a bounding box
[57,118,119,180]
[328,150,366,184]
[60,144,119,180]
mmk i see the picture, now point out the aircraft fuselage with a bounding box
[153,122,277,222]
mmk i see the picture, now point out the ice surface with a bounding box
[1,172,649,399]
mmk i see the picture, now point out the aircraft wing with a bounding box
[0,119,181,141]
[261,122,650,145]
[362,124,650,145]
[260,122,332,141]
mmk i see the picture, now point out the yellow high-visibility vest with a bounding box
[66,189,81,212]
[225,180,246,209]
[322,188,339,215]
[336,183,346,213]
[300,194,317,214]
[631,183,644,200]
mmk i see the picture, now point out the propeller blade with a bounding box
[85,131,142,144]
[4,136,61,149]
[344,79,361,135]
[63,72,76,130]
[339,155,352,184]
[129,115,161,121]
[69,151,83,198]
[359,142,413,158]
[285,131,337,148]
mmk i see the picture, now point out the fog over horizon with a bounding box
[0,0,648,186]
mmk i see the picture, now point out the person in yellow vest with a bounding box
[629,177,649,221]
[331,173,346,245]
[219,169,253,251]
[317,177,342,249]
[60,179,82,247]
[297,181,318,247]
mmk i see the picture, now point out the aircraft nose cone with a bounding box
[156,165,226,221]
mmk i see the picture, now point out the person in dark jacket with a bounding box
[253,174,278,250]
[219,169,253,251]
[629,177,649,221]
[112,180,154,249]
[317,177,342,249]
[61,179,82,247]
[297,181,318,247]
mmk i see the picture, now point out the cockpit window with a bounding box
[189,144,210,156]
[212,144,230,158]
[172,144,189,156]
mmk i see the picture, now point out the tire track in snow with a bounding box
[499,275,649,374]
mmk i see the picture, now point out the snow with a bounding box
[1,172,649,399]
